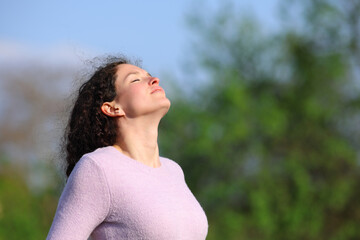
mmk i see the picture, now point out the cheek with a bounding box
[118,86,146,109]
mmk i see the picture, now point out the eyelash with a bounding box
[131,79,140,83]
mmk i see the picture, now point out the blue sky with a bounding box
[0,0,279,77]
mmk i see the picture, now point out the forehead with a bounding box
[115,64,146,81]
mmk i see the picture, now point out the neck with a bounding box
[114,115,161,168]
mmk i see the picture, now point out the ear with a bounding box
[101,102,124,117]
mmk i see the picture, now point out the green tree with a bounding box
[159,1,360,239]
[0,156,60,240]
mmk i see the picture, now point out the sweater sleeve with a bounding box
[46,156,111,240]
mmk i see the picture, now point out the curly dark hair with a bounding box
[63,56,133,177]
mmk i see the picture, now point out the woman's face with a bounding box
[113,64,171,118]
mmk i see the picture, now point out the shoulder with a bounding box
[160,157,185,178]
[160,157,181,169]
[66,148,114,199]
[69,152,107,183]
[76,146,122,171]
[82,146,116,163]
[68,146,118,181]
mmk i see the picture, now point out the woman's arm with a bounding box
[46,156,111,240]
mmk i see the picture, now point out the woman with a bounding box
[47,56,208,240]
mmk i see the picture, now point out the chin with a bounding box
[160,100,171,117]
[164,97,171,108]
[155,97,170,116]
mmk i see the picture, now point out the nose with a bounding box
[149,77,159,85]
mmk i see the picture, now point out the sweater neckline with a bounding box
[106,146,165,172]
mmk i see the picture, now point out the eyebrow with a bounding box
[124,71,152,80]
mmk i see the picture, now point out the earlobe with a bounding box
[101,102,124,117]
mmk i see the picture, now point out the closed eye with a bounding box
[131,79,140,83]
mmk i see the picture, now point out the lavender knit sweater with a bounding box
[47,146,208,240]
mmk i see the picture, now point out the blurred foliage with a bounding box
[159,0,360,239]
[0,156,60,240]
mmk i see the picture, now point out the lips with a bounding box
[151,87,164,94]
